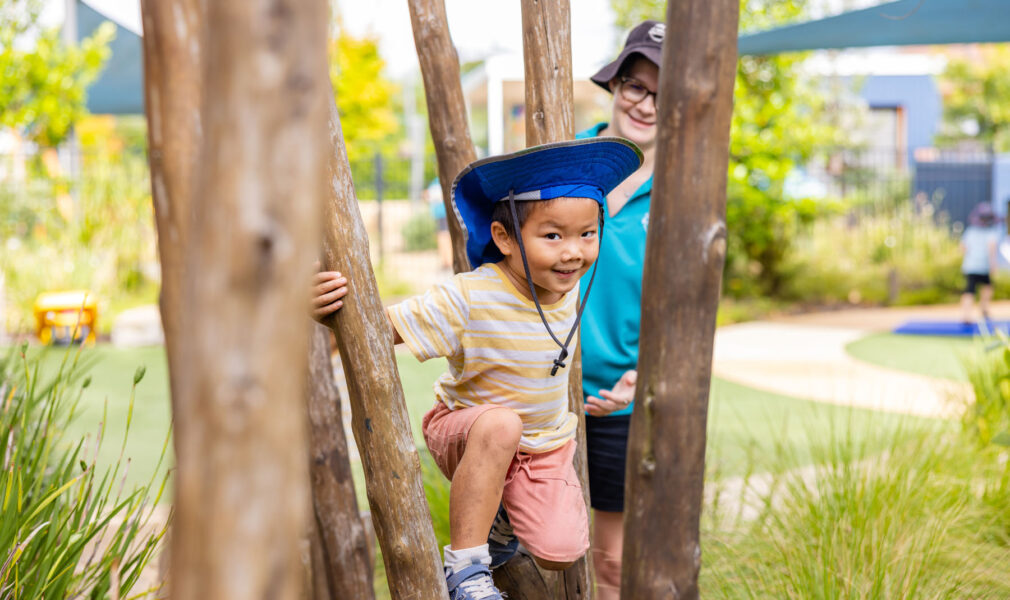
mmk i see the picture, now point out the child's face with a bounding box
[493,197,601,304]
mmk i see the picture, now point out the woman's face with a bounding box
[608,57,660,151]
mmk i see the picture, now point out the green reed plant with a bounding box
[0,342,168,598]
[702,417,1010,599]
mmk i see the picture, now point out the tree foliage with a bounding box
[0,0,114,148]
[610,0,842,297]
[329,22,400,163]
[938,44,1010,153]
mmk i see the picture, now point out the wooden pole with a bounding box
[318,92,449,600]
[407,0,476,274]
[169,0,330,596]
[520,0,574,146]
[305,323,374,600]
[620,1,739,599]
[139,0,202,420]
[493,2,592,599]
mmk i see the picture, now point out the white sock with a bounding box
[444,544,491,573]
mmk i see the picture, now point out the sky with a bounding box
[41,0,623,80]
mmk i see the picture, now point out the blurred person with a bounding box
[960,202,1001,324]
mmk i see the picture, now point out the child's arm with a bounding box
[312,270,404,345]
[311,270,348,320]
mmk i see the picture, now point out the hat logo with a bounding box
[648,23,665,43]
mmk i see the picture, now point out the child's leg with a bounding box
[448,408,523,549]
[502,440,589,571]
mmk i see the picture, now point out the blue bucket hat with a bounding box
[449,137,642,375]
[450,137,643,270]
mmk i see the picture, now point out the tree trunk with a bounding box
[305,323,374,599]
[168,0,330,596]
[407,0,476,274]
[620,2,739,599]
[520,0,574,146]
[318,93,448,600]
[139,0,202,422]
[493,2,592,598]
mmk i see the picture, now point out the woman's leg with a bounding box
[980,284,994,319]
[592,509,624,600]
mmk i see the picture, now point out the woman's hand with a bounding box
[585,370,637,417]
[311,270,348,320]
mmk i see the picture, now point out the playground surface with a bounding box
[712,302,1010,418]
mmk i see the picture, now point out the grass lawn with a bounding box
[845,332,981,382]
[13,342,944,511]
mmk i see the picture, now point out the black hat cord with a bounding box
[507,189,604,376]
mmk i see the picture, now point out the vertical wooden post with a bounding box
[318,92,449,600]
[169,0,330,596]
[305,323,374,600]
[498,2,591,599]
[407,0,476,274]
[520,0,574,146]
[139,0,203,417]
[621,2,739,599]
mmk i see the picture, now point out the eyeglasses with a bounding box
[619,76,658,109]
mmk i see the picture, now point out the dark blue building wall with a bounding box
[858,74,942,163]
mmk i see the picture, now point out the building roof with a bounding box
[738,0,1010,55]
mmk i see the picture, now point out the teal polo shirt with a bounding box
[577,123,652,416]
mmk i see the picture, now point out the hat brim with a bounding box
[450,138,643,270]
[590,46,662,92]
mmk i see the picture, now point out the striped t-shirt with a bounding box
[387,263,578,453]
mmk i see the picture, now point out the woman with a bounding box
[576,19,663,600]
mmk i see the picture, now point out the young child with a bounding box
[312,138,642,600]
[960,202,1001,324]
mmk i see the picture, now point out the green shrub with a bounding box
[962,338,1010,447]
[401,213,437,252]
[703,423,1010,598]
[0,343,167,597]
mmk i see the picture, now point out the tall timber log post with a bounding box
[169,0,330,596]
[492,2,592,599]
[317,93,449,600]
[621,1,739,599]
[407,0,477,274]
[139,0,202,420]
[305,323,374,599]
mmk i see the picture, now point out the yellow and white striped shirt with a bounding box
[387,263,578,453]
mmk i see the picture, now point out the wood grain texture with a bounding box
[139,0,202,421]
[168,0,329,596]
[620,1,739,599]
[520,0,574,146]
[305,323,374,599]
[318,93,448,600]
[407,0,476,273]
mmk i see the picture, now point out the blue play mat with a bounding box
[893,320,1010,337]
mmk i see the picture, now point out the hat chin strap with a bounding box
[507,189,604,376]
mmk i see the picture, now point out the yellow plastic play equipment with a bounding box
[33,290,98,345]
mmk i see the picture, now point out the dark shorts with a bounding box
[964,273,992,294]
[585,414,631,513]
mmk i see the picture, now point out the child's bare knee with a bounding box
[533,556,575,571]
[470,408,522,450]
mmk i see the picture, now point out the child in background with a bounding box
[312,138,642,600]
[960,202,1001,324]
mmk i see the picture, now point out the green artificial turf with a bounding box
[844,332,981,382]
[11,342,945,510]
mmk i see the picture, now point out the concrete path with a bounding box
[710,302,1003,418]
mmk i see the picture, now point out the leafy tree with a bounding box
[329,22,400,163]
[0,0,114,148]
[938,44,1010,153]
[610,0,842,296]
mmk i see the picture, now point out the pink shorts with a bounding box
[422,402,589,563]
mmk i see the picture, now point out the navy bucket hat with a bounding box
[450,137,643,270]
